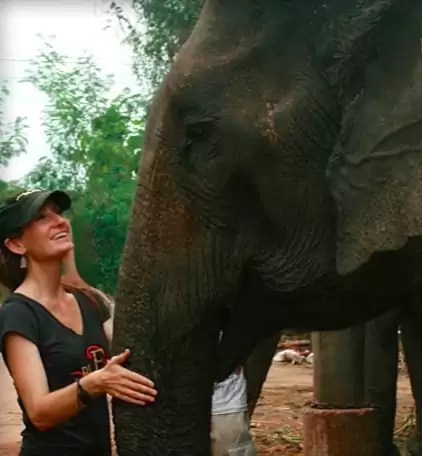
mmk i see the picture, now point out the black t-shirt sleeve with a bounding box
[0,299,39,356]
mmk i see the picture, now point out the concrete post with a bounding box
[303,328,379,456]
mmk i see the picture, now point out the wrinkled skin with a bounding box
[364,296,422,456]
[111,1,422,454]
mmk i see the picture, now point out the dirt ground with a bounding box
[0,357,415,455]
[251,364,415,455]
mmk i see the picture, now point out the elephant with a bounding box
[364,295,422,456]
[110,0,422,454]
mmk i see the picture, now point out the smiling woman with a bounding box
[0,190,71,290]
[0,189,157,456]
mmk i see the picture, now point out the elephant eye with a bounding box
[182,119,219,171]
[185,119,213,142]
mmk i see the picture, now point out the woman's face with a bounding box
[5,202,74,263]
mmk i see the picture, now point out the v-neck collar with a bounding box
[12,291,86,337]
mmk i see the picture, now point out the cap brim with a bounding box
[0,190,72,241]
[25,190,72,225]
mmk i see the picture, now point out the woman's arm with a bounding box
[4,333,156,431]
[90,287,115,342]
[6,333,82,430]
[103,318,113,342]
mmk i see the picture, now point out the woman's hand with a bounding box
[82,349,157,406]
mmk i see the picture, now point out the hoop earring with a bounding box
[20,256,27,269]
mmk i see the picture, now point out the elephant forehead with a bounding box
[165,54,327,155]
[165,0,394,122]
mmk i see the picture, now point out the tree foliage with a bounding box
[1,0,204,292]
[109,0,203,86]
[0,82,28,168]
[19,43,146,292]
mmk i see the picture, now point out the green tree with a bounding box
[0,82,28,168]
[21,43,146,292]
[0,81,28,227]
[109,0,202,86]
[0,80,27,298]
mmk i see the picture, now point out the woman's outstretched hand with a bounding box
[83,349,157,406]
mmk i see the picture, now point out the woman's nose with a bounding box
[51,212,67,225]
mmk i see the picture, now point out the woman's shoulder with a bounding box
[0,293,40,353]
[0,293,40,325]
[1,292,37,312]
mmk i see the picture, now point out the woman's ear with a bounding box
[4,238,26,256]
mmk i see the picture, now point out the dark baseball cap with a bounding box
[0,189,71,243]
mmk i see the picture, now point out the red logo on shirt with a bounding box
[71,345,109,379]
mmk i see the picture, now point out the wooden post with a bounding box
[313,328,365,405]
[303,328,378,456]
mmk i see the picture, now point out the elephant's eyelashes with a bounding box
[182,120,220,172]
[184,119,214,144]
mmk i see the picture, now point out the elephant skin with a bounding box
[365,295,422,456]
[111,1,422,454]
[244,332,280,417]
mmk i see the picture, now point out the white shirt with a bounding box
[211,367,248,415]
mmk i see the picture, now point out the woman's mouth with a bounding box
[52,231,68,240]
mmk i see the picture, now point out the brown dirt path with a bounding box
[0,358,414,455]
[251,363,414,455]
[0,355,21,456]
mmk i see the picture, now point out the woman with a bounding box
[0,189,157,456]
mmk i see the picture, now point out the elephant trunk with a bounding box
[111,151,244,455]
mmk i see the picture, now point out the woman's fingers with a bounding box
[121,366,155,389]
[104,351,157,403]
[108,349,131,365]
[113,390,146,406]
[108,351,155,389]
[113,385,155,405]
[120,378,157,399]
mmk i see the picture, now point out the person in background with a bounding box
[0,189,157,456]
[211,356,257,455]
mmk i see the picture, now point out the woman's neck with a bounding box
[61,250,89,289]
[17,259,66,304]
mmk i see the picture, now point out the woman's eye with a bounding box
[51,204,61,215]
[34,213,46,221]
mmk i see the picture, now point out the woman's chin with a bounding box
[57,242,74,257]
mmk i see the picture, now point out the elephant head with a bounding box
[112,1,422,454]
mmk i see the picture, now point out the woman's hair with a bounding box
[0,247,105,310]
[61,278,99,304]
[61,277,113,318]
[0,248,26,291]
[0,217,111,313]
[0,249,99,302]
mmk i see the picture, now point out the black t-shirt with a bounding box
[0,291,112,456]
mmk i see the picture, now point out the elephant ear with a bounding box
[328,31,422,275]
